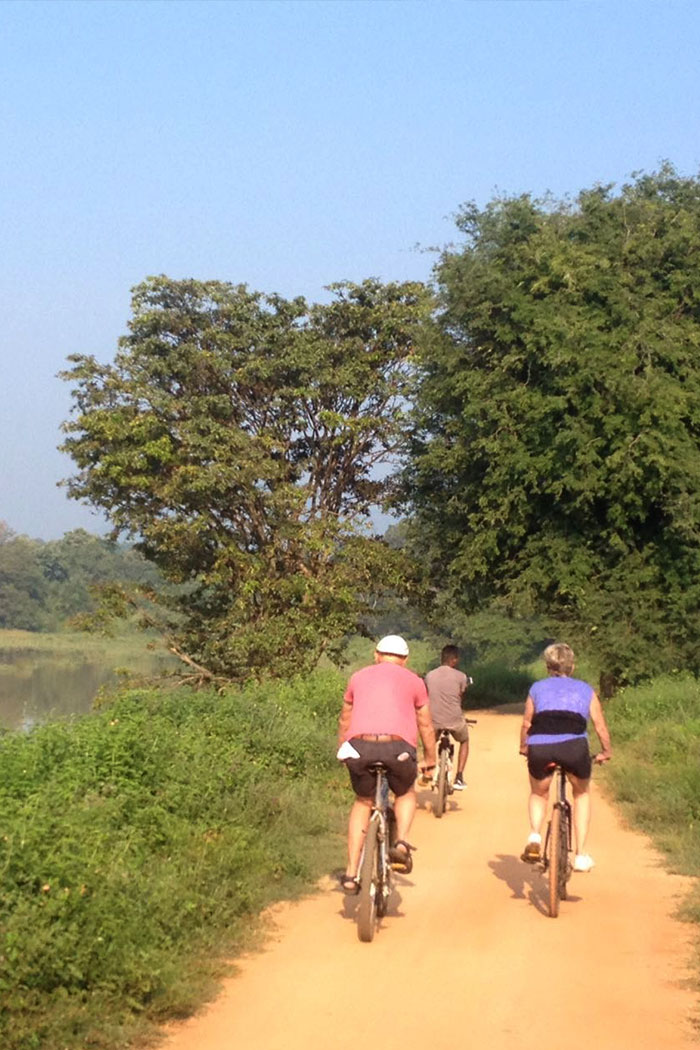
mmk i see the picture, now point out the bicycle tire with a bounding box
[547,806,562,918]
[558,806,570,901]
[435,750,448,819]
[357,819,380,942]
[376,838,389,919]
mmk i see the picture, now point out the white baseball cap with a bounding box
[375,634,410,657]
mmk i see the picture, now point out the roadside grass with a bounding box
[600,673,700,916]
[0,671,347,1050]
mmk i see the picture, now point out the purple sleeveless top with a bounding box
[527,676,593,745]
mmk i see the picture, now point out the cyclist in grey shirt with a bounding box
[425,645,471,789]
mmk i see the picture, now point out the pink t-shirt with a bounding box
[343,662,428,746]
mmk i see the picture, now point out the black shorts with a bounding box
[345,738,417,799]
[527,737,592,781]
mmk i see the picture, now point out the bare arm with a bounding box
[589,691,612,762]
[519,695,534,754]
[416,704,436,769]
[337,700,352,747]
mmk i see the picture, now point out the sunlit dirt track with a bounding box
[160,709,697,1050]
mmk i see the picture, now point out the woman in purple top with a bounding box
[519,643,612,872]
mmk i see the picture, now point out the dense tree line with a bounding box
[0,524,161,632]
[59,166,700,686]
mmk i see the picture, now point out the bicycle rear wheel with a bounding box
[547,806,562,918]
[357,819,380,942]
[435,750,448,819]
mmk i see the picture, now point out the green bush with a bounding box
[0,671,347,1050]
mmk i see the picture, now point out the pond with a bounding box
[0,648,175,732]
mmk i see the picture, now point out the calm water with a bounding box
[0,650,173,732]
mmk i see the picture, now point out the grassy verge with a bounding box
[0,671,347,1050]
[599,672,700,915]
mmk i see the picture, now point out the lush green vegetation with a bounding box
[0,672,347,1050]
[403,165,700,686]
[60,277,430,682]
[602,674,700,910]
[0,525,161,633]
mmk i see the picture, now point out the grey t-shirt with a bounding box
[425,665,468,730]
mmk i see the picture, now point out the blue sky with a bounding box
[2,0,699,539]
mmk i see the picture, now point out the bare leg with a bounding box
[568,774,591,855]
[528,773,553,835]
[346,797,372,877]
[457,738,469,775]
[393,787,417,843]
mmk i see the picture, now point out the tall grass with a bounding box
[0,671,347,1050]
[601,672,700,888]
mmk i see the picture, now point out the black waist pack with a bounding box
[529,710,587,737]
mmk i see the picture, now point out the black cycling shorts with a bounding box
[345,738,417,799]
[527,737,592,781]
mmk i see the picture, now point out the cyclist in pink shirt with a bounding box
[337,635,436,894]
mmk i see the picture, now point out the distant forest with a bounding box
[0,522,161,632]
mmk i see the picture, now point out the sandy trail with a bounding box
[161,709,697,1050]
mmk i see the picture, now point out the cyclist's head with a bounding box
[375,634,409,660]
[543,643,575,677]
[441,644,460,666]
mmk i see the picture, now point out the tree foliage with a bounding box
[403,166,700,682]
[60,276,430,680]
[0,523,160,631]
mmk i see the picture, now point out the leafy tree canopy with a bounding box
[403,165,700,683]
[60,276,430,681]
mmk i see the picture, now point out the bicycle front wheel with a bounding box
[435,751,448,819]
[357,819,380,942]
[547,806,562,918]
[558,807,570,901]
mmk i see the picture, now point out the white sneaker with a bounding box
[574,853,595,872]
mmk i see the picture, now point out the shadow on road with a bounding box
[334,871,409,926]
[489,853,582,916]
[415,785,460,816]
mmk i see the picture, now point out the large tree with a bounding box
[61,276,429,680]
[403,166,700,684]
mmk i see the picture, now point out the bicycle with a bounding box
[432,718,477,819]
[356,761,396,942]
[542,762,572,918]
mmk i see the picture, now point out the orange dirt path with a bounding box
[160,709,697,1050]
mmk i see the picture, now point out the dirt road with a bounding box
[161,709,697,1050]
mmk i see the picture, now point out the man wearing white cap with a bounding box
[337,635,436,893]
